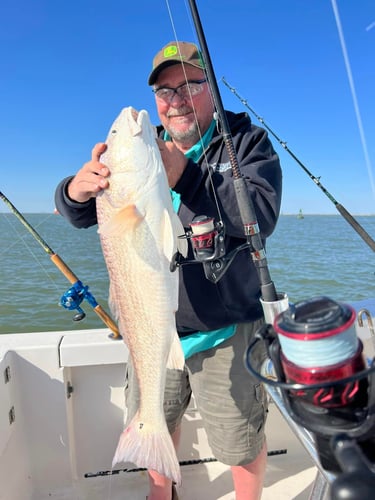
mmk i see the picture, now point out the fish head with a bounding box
[101,107,162,203]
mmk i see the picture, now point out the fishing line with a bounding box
[164,0,224,224]
[184,0,278,301]
[1,213,62,290]
[221,78,375,253]
[1,213,35,255]
[331,0,375,202]
[164,0,279,300]
[0,190,120,337]
[1,212,51,254]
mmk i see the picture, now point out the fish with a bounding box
[96,106,187,484]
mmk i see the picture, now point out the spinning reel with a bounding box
[245,296,375,499]
[171,215,249,283]
[60,280,98,321]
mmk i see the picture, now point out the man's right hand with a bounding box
[67,143,110,203]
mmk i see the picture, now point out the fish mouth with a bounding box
[130,108,139,120]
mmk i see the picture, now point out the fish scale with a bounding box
[96,106,187,484]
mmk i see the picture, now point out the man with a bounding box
[55,41,282,500]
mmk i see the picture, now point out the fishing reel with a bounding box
[60,280,98,322]
[171,215,249,283]
[245,296,375,499]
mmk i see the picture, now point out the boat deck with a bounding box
[34,401,319,500]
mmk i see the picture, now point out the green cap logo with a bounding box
[164,45,178,58]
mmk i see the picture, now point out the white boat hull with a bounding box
[0,299,373,499]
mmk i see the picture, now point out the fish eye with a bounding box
[111,129,117,134]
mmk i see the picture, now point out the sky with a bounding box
[1,0,374,215]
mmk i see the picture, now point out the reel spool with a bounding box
[245,296,375,498]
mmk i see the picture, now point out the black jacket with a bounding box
[55,111,282,333]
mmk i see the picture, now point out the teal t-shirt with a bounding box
[164,121,237,358]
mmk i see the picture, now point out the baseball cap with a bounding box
[148,41,205,85]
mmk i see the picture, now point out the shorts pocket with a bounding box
[254,383,268,433]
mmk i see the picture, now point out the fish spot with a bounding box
[139,423,144,430]
[111,129,117,135]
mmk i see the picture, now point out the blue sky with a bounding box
[1,0,374,214]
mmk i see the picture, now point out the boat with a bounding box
[0,297,374,500]
[297,209,304,220]
[2,1,375,497]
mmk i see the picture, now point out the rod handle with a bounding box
[93,304,121,339]
[50,253,79,283]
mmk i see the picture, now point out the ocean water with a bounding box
[0,213,374,334]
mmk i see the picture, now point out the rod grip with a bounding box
[50,253,79,283]
[94,305,121,339]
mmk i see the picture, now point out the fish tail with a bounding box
[112,414,181,485]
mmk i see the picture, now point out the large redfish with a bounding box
[96,107,187,484]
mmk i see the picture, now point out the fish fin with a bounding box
[98,205,144,236]
[160,209,176,262]
[167,332,185,370]
[160,210,188,262]
[172,212,188,258]
[112,414,181,485]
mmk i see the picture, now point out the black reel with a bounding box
[170,215,249,283]
[245,296,375,499]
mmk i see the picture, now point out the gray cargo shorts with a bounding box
[124,319,268,466]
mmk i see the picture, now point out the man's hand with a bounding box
[67,143,110,203]
[157,139,188,188]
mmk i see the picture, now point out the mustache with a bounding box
[166,106,192,117]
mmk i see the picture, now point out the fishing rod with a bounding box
[0,191,120,339]
[222,78,375,253]
[186,0,278,303]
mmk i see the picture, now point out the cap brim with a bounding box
[148,60,182,86]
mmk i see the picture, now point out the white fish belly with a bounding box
[95,107,185,483]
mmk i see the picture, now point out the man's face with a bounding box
[154,64,214,148]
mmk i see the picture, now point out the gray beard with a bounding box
[167,121,200,144]
[165,107,201,145]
